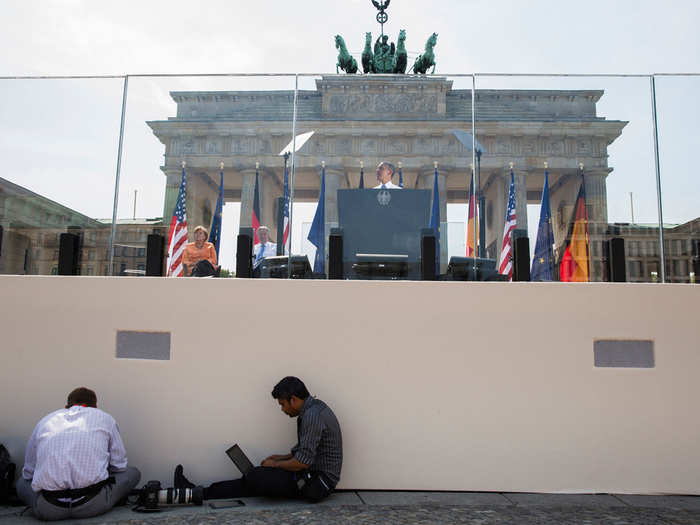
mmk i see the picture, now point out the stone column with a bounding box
[513,170,529,235]
[323,166,345,232]
[187,171,220,235]
[584,170,609,282]
[418,166,448,273]
[485,172,506,260]
[162,169,182,224]
[239,167,258,232]
[583,170,609,226]
[260,169,280,239]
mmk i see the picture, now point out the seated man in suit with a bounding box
[373,161,402,189]
[253,226,277,268]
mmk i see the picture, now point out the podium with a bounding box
[338,189,431,279]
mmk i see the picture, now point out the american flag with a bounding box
[498,170,517,280]
[166,168,188,277]
[282,164,290,254]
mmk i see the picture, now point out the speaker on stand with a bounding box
[58,233,80,275]
[421,228,437,281]
[146,234,166,276]
[236,227,253,278]
[328,228,344,280]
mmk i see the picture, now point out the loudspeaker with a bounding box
[236,228,253,278]
[512,233,530,282]
[328,227,344,280]
[607,237,626,282]
[58,233,80,275]
[421,228,437,281]
[146,234,165,276]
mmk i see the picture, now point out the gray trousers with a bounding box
[16,467,141,521]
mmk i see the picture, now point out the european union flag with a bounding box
[208,166,224,258]
[531,169,554,281]
[308,164,326,274]
[429,165,440,274]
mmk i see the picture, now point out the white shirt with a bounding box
[22,406,127,492]
[373,181,402,189]
[254,242,277,265]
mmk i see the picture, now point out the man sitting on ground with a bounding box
[175,376,342,503]
[16,387,141,521]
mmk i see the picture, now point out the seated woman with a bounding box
[182,225,217,276]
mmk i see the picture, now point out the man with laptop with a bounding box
[174,376,342,503]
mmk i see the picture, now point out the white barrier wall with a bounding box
[1,275,699,494]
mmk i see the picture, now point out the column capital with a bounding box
[419,166,448,178]
[321,166,345,177]
[582,168,610,178]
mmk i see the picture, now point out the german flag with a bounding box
[466,175,478,256]
[559,180,589,282]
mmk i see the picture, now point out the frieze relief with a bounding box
[360,139,377,154]
[387,140,409,155]
[205,141,222,154]
[183,139,195,154]
[328,94,438,115]
[522,140,537,154]
[437,137,459,155]
[231,138,251,154]
[335,138,353,155]
[414,137,433,154]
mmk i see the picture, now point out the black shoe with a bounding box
[174,464,195,489]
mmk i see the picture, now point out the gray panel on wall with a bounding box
[594,340,654,368]
[116,331,171,360]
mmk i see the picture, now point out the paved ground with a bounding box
[3,491,700,524]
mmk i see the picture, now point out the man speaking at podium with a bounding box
[373,161,402,189]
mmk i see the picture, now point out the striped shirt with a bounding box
[22,406,127,492]
[291,397,343,486]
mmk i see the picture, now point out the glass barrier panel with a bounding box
[116,75,296,277]
[654,75,700,284]
[473,75,658,283]
[0,78,124,276]
[291,74,477,280]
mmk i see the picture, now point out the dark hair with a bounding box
[66,387,97,408]
[271,376,309,401]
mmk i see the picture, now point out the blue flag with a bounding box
[282,163,290,254]
[359,165,364,189]
[308,164,326,274]
[398,165,404,188]
[208,166,224,257]
[429,165,440,274]
[531,169,554,281]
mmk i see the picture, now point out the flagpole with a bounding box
[471,74,477,276]
[108,75,128,276]
[650,75,666,283]
[287,74,299,279]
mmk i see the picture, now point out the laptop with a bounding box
[225,444,255,476]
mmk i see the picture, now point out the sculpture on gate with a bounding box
[333,1,437,74]
[335,35,359,74]
[412,32,438,75]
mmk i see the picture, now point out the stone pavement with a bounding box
[2,491,700,524]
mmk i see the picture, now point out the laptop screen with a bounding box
[225,444,255,476]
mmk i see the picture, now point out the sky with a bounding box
[0,0,698,271]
